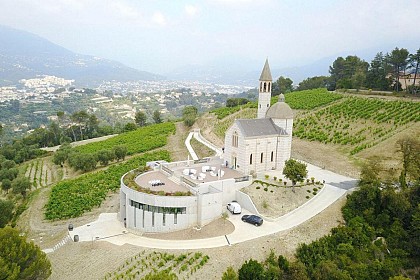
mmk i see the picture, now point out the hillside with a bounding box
[0,25,162,87]
[201,89,420,178]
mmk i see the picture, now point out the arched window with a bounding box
[249,154,253,165]
[260,152,263,163]
[263,82,267,92]
[260,82,262,92]
[268,82,271,92]
[271,151,274,162]
[232,131,238,147]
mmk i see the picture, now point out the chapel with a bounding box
[223,59,293,175]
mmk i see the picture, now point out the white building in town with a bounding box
[223,59,293,175]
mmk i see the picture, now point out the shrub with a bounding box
[306,196,310,199]
[256,186,261,190]
[265,174,269,180]
[262,200,268,209]
[264,187,268,192]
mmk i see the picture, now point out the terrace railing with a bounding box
[161,165,174,176]
[194,158,210,164]
[181,176,198,188]
[235,176,251,183]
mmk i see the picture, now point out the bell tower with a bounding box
[257,58,272,118]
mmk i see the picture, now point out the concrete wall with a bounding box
[120,170,238,233]
[236,191,259,214]
[198,178,252,205]
[120,178,198,233]
[198,189,223,227]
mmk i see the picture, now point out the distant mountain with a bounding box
[0,25,162,87]
[166,57,333,87]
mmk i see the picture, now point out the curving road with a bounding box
[67,182,349,250]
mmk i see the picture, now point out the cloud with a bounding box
[111,2,140,20]
[185,5,199,17]
[152,11,166,26]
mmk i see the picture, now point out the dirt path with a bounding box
[167,122,190,161]
[196,113,224,148]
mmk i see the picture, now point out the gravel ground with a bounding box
[243,181,324,218]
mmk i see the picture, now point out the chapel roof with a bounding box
[266,94,294,119]
[235,118,287,138]
[259,58,272,81]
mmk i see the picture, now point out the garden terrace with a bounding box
[128,170,191,196]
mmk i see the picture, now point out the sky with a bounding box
[1,0,419,74]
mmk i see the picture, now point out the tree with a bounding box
[0,124,3,147]
[287,261,309,280]
[222,266,239,280]
[135,111,147,127]
[272,76,293,96]
[71,110,90,140]
[408,48,420,94]
[123,122,137,132]
[78,154,98,173]
[0,227,51,279]
[297,76,329,91]
[0,199,13,227]
[226,98,249,107]
[387,48,409,92]
[12,176,31,197]
[313,260,352,280]
[1,179,12,193]
[329,55,369,90]
[238,259,264,280]
[396,137,420,187]
[52,143,72,167]
[410,204,420,257]
[113,145,128,161]
[366,52,391,90]
[182,106,198,127]
[96,150,114,166]
[360,156,383,185]
[152,110,162,124]
[283,159,308,192]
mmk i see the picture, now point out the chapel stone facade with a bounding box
[224,59,293,175]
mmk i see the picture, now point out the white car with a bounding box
[227,201,242,214]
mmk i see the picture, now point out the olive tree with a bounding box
[283,159,308,192]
